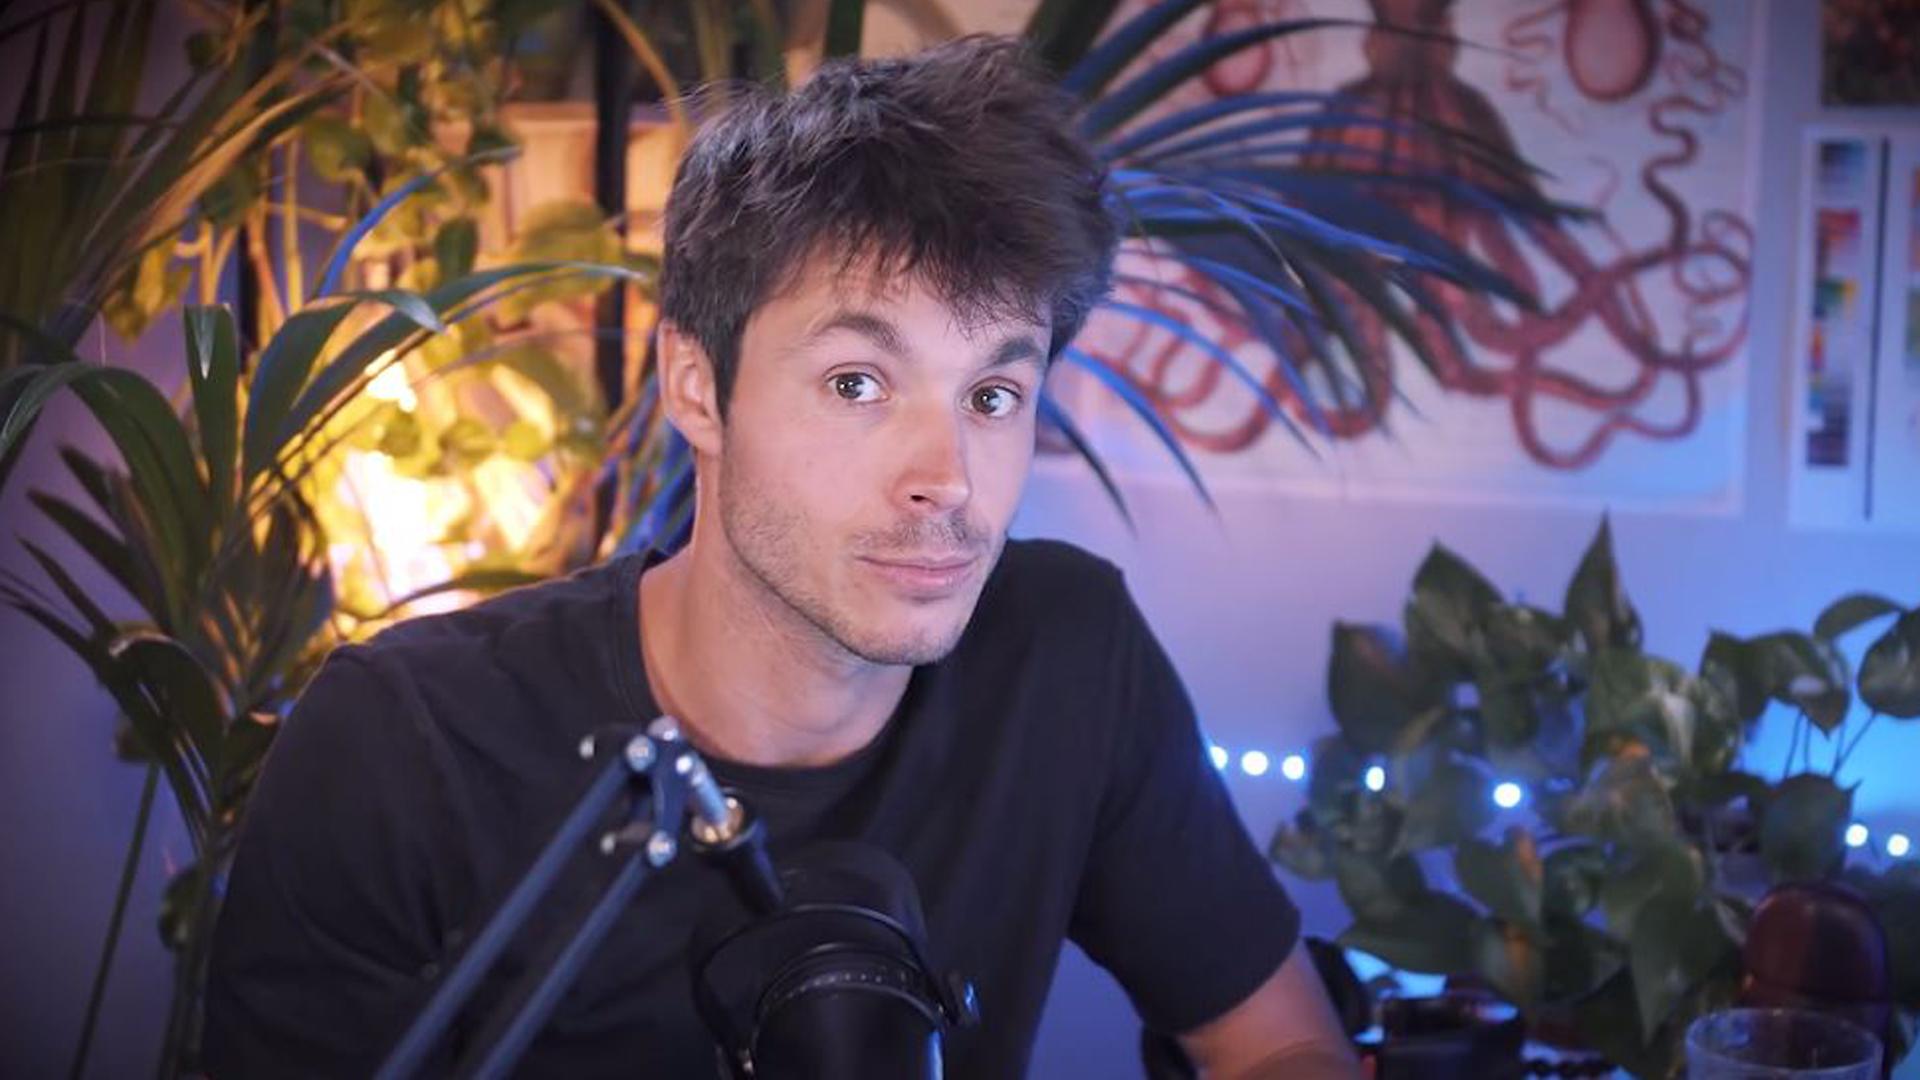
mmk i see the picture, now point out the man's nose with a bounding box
[892,407,971,514]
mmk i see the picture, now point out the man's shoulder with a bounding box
[353,554,638,664]
[991,537,1125,598]
[969,538,1134,649]
[298,554,641,735]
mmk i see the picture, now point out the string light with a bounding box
[1241,751,1271,778]
[1846,823,1870,849]
[1364,765,1387,792]
[1209,744,1228,770]
[1492,782,1524,809]
[1889,833,1912,859]
[1280,754,1308,782]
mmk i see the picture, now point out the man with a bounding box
[206,35,1356,1079]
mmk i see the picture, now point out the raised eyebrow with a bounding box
[800,311,906,356]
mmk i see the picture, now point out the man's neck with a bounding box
[636,539,912,769]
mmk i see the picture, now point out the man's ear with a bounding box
[657,320,723,456]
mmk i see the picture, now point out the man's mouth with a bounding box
[855,553,980,597]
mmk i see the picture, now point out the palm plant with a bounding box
[0,247,645,1073]
[0,0,356,490]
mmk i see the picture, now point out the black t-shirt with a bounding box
[204,538,1299,1077]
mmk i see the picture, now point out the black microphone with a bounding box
[688,840,978,1080]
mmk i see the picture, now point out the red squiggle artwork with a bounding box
[1093,0,1754,480]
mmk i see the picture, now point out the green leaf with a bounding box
[1404,543,1502,672]
[1751,632,1851,733]
[1395,752,1494,853]
[1474,917,1545,1007]
[1815,593,1903,642]
[1455,828,1544,930]
[1338,894,1481,975]
[1859,610,1920,719]
[1759,773,1852,883]
[1540,914,1626,1005]
[1701,631,1768,727]
[110,632,230,766]
[1025,0,1133,78]
[241,299,359,483]
[183,305,239,516]
[1327,622,1426,753]
[822,0,866,58]
[300,113,371,182]
[1628,893,1736,1042]
[25,491,155,618]
[1332,849,1427,922]
[1564,517,1642,653]
[1599,840,1702,939]
[434,217,478,280]
[1559,753,1676,848]
[368,567,543,621]
[1306,734,1367,824]
[1542,843,1606,919]
[1268,813,1332,881]
[1584,649,1688,764]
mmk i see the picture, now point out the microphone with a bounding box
[689,841,978,1079]
[647,716,975,1077]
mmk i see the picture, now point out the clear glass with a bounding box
[1685,1008,1882,1079]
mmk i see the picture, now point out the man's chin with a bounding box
[837,619,968,667]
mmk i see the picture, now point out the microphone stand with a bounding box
[375,716,779,1080]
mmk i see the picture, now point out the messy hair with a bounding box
[658,35,1119,416]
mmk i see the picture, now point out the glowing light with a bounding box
[1493,782,1525,809]
[1364,765,1386,792]
[364,355,417,408]
[1209,744,1228,770]
[1241,751,1271,778]
[1846,823,1870,849]
[1889,833,1912,859]
[1280,754,1307,782]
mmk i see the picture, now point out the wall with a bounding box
[1019,2,1920,1076]
[1,1,1916,1077]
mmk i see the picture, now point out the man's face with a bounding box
[708,257,1047,666]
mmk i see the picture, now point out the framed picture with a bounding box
[1787,127,1920,531]
[1821,0,1920,107]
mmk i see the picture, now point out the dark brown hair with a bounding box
[658,35,1119,416]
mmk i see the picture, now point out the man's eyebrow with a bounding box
[799,311,906,355]
[985,336,1046,370]
[799,309,1046,371]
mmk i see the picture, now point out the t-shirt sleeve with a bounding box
[1067,575,1301,1036]
[204,646,467,1078]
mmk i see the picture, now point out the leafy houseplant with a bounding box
[1271,520,1920,1077]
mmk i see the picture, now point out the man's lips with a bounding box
[856,553,981,596]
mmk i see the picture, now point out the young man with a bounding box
[206,36,1355,1079]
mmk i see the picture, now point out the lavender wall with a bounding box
[2,2,1917,1077]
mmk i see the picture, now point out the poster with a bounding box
[1052,0,1760,510]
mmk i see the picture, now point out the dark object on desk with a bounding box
[1369,990,1526,1080]
[1739,880,1893,1077]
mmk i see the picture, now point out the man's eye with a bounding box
[830,373,884,402]
[971,385,1022,419]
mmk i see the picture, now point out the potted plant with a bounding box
[1272,520,1920,1077]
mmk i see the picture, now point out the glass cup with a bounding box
[1685,1007,1882,1079]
